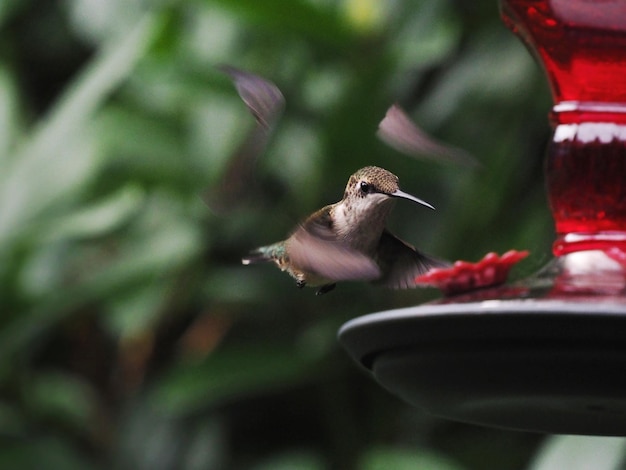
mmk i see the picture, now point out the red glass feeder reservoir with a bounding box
[340,0,626,435]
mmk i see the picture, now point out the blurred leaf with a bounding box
[25,371,97,432]
[83,197,202,291]
[186,5,240,64]
[342,0,388,33]
[252,450,326,470]
[39,185,144,242]
[418,28,535,126]
[267,119,323,208]
[67,0,145,45]
[0,64,20,161]
[0,0,27,28]
[0,12,161,249]
[208,0,358,48]
[187,91,253,183]
[300,65,350,114]
[152,343,318,414]
[0,401,27,437]
[528,436,626,470]
[202,267,272,303]
[391,1,460,69]
[96,106,190,183]
[360,447,467,470]
[0,196,202,358]
[105,282,169,338]
[0,437,95,470]
[114,402,227,470]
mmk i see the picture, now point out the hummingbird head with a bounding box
[332,166,434,248]
[344,166,434,210]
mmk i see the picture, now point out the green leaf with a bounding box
[0,64,20,161]
[0,436,95,470]
[38,185,144,242]
[0,401,27,437]
[252,451,326,470]
[152,343,317,414]
[208,0,358,48]
[360,447,467,470]
[25,371,97,432]
[391,1,460,69]
[114,402,227,469]
[0,195,202,359]
[0,12,161,250]
[105,283,169,338]
[0,0,27,29]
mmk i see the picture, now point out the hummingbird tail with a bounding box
[241,243,283,265]
[241,251,271,265]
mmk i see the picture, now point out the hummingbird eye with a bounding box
[359,181,372,194]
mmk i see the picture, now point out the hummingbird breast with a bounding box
[281,198,392,286]
[332,196,394,253]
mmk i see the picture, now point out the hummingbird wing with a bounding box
[287,209,381,282]
[218,65,285,131]
[205,66,285,214]
[377,104,478,167]
[374,230,450,289]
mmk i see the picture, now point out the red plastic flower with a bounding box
[415,250,529,296]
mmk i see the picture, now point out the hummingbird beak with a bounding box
[390,189,435,210]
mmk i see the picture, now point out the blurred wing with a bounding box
[287,210,381,282]
[377,104,478,167]
[218,65,285,130]
[375,230,450,289]
[205,67,285,214]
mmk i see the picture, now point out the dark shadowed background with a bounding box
[1,0,625,468]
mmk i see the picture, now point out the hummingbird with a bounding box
[242,166,448,294]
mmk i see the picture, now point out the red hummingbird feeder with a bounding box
[340,0,626,435]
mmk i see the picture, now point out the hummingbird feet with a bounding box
[315,284,336,295]
[295,279,335,295]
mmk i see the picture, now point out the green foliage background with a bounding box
[1,0,624,468]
